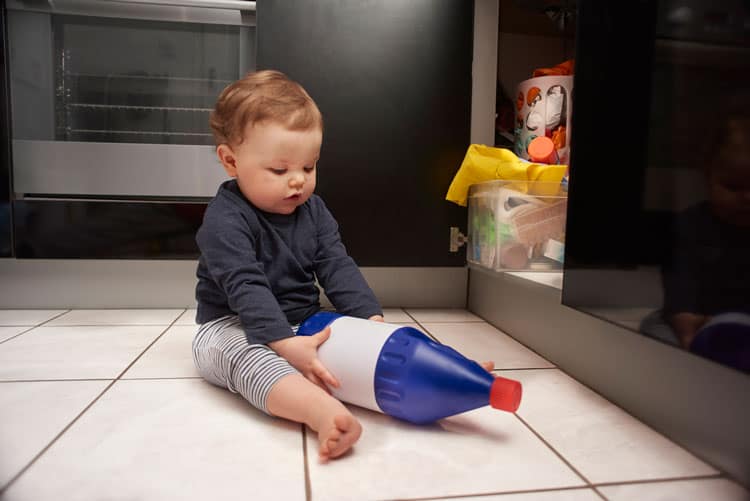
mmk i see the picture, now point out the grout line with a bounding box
[593,473,727,488]
[22,323,187,327]
[410,320,440,342]
[0,310,72,346]
[0,309,186,495]
[0,378,115,384]
[491,367,558,372]
[513,412,597,490]
[111,312,185,381]
[0,326,43,346]
[592,486,608,500]
[0,378,119,496]
[511,363,737,485]
[402,309,485,325]
[302,425,312,501]
[380,485,603,501]
[466,310,558,366]
[407,320,487,324]
[412,321,558,371]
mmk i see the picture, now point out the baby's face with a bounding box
[225,122,322,214]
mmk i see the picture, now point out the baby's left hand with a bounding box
[369,315,385,322]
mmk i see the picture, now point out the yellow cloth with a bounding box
[445,144,567,206]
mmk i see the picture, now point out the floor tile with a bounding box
[0,380,109,490]
[389,321,430,331]
[2,379,306,501]
[599,478,749,500]
[306,405,584,501]
[0,326,28,344]
[422,488,602,500]
[123,325,200,379]
[47,309,183,326]
[381,308,411,323]
[405,308,483,323]
[174,309,197,325]
[0,310,67,326]
[423,322,555,369]
[509,369,718,484]
[0,326,164,380]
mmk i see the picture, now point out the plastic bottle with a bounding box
[297,311,522,424]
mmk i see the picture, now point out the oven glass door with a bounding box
[7,0,255,198]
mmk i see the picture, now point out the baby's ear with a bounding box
[217,144,238,177]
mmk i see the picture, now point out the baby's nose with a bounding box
[289,172,305,187]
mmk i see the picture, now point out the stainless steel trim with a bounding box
[6,0,255,26]
[18,196,213,203]
[13,140,230,198]
[98,0,255,11]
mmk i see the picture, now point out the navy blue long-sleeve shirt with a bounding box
[195,180,382,345]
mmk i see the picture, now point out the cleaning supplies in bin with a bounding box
[467,180,567,271]
[297,312,522,424]
[445,144,566,207]
[515,59,574,164]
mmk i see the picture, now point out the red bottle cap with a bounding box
[527,136,558,164]
[489,376,522,412]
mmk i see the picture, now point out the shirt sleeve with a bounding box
[312,199,383,319]
[196,206,295,344]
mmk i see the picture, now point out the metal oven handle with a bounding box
[95,0,256,11]
[7,0,256,24]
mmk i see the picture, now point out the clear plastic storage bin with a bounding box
[467,180,567,271]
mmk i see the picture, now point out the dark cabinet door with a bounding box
[1,5,12,257]
[257,0,473,266]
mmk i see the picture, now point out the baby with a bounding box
[192,70,384,461]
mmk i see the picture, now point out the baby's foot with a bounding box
[317,412,362,463]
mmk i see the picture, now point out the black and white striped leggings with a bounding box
[192,315,299,414]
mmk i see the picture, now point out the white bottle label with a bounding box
[318,317,396,412]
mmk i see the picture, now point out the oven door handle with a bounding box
[95,0,256,11]
[7,0,256,24]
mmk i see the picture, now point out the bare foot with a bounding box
[480,360,495,372]
[316,409,362,463]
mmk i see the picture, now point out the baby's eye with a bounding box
[270,168,287,175]
[304,165,315,173]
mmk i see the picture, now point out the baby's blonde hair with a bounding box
[209,70,323,147]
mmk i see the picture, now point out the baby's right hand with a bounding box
[268,327,340,391]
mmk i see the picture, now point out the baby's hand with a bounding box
[268,327,340,391]
[369,315,385,322]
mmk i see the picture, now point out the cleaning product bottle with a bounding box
[297,311,522,424]
[527,136,559,164]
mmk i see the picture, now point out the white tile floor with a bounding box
[0,308,748,501]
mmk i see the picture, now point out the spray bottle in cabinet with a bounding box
[297,311,522,424]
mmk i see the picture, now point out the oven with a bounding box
[4,0,256,258]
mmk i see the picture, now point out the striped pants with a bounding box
[192,315,299,414]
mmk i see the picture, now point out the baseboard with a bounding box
[0,259,467,309]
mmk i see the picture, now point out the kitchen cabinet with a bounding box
[1,5,11,257]
[256,0,474,266]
